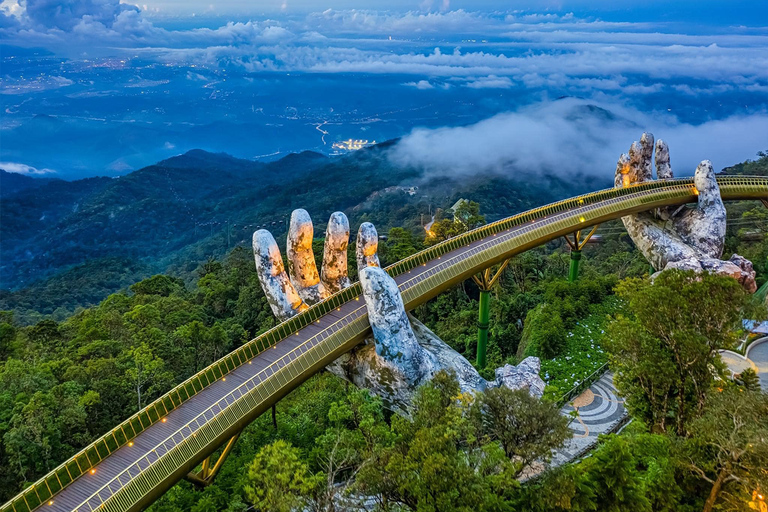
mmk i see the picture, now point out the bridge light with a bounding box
[128,442,134,447]
[49,501,54,506]
[161,418,167,423]
[579,216,586,223]
[692,187,699,195]
[90,469,96,475]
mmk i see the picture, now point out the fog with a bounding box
[389,98,768,179]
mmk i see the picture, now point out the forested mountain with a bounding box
[1,143,594,322]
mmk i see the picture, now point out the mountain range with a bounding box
[1,140,604,322]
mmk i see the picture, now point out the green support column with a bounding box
[476,289,490,368]
[568,250,582,282]
[563,225,599,282]
[471,259,510,369]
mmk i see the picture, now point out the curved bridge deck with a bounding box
[4,176,767,512]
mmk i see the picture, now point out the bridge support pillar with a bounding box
[477,290,490,369]
[185,432,240,487]
[471,259,510,369]
[563,225,599,282]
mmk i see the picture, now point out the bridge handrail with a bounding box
[4,175,766,512]
[556,363,610,407]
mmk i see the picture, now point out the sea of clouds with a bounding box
[1,0,767,177]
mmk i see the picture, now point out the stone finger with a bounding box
[673,160,726,258]
[359,266,434,380]
[615,153,630,188]
[628,132,654,183]
[655,139,673,179]
[356,222,381,272]
[252,229,308,321]
[287,209,327,305]
[321,211,352,294]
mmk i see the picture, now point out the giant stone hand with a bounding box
[615,133,756,292]
[253,210,545,414]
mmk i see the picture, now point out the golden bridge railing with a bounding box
[3,175,766,512]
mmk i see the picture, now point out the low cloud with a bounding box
[1,4,767,95]
[403,79,434,89]
[463,75,513,89]
[0,161,56,175]
[388,98,768,179]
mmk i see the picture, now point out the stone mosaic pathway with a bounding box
[550,371,628,467]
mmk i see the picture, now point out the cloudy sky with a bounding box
[1,0,767,178]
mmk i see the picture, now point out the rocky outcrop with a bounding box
[491,357,546,396]
[615,133,756,292]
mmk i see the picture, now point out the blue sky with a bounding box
[1,0,767,178]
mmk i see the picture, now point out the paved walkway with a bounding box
[550,371,628,467]
[720,338,768,391]
[748,339,768,390]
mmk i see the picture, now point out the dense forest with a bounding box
[0,143,589,324]
[1,151,767,511]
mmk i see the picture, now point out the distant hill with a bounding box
[0,144,602,322]
[720,151,768,176]
[0,170,60,198]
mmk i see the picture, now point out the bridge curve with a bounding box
[4,176,767,512]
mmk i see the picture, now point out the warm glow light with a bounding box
[90,469,96,475]
[48,501,53,506]
[161,418,167,423]
[579,216,586,223]
[128,442,134,447]
[692,187,699,195]
[222,378,226,382]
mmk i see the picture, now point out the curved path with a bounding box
[747,338,768,390]
[552,372,627,467]
[4,176,766,512]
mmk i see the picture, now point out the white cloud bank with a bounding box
[0,161,57,175]
[388,98,768,178]
[1,2,767,94]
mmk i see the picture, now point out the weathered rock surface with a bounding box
[490,357,546,397]
[321,212,352,295]
[615,133,756,292]
[287,209,327,305]
[356,222,381,270]
[254,210,548,414]
[252,229,308,320]
[329,266,544,414]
